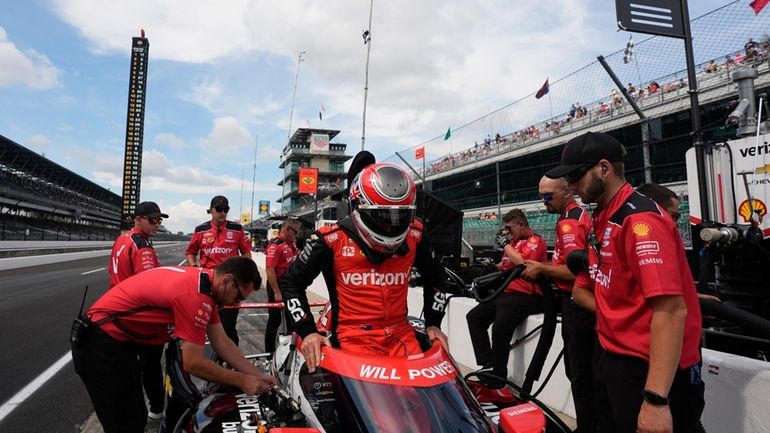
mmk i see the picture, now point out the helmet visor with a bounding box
[357,205,416,237]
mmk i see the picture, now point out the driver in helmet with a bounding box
[280,162,449,372]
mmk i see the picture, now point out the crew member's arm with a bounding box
[185,232,200,266]
[413,230,449,350]
[181,327,277,395]
[109,238,133,286]
[626,215,687,433]
[503,242,525,265]
[572,283,596,312]
[238,229,253,258]
[522,261,575,282]
[279,232,333,372]
[264,242,282,301]
[638,295,685,433]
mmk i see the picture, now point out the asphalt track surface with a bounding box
[0,244,274,433]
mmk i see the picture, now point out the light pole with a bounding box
[287,51,306,141]
[250,135,258,224]
[361,0,374,151]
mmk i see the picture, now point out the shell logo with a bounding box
[632,222,651,237]
[562,223,572,233]
[301,176,316,185]
[738,198,767,223]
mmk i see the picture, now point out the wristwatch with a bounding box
[642,390,669,406]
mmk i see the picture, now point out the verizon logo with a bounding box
[341,269,408,286]
[205,246,233,254]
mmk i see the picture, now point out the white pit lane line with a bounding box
[0,351,73,422]
[81,267,105,275]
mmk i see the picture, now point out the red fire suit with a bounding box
[279,217,448,357]
[108,227,160,288]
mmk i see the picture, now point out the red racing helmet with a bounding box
[348,162,417,254]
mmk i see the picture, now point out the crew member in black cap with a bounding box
[546,132,704,433]
[107,200,169,420]
[186,195,253,345]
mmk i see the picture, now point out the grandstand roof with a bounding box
[0,134,121,206]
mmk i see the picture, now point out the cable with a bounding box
[531,349,565,398]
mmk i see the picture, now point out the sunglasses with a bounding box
[214,206,230,214]
[231,278,247,304]
[539,188,566,202]
[669,211,681,223]
[143,216,163,225]
[564,164,595,184]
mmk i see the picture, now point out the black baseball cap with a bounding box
[135,201,168,218]
[210,195,229,208]
[545,132,627,179]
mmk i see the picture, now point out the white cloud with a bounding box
[27,134,51,153]
[198,116,253,151]
[0,27,63,89]
[156,199,208,235]
[153,132,187,150]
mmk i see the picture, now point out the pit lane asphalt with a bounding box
[0,244,247,433]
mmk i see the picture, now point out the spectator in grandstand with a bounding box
[570,103,577,119]
[724,54,736,68]
[72,256,277,433]
[546,132,704,433]
[648,81,660,94]
[704,59,720,74]
[263,218,301,354]
[466,209,546,403]
[186,195,253,346]
[611,89,623,106]
[636,88,646,101]
[627,82,636,97]
[745,37,758,56]
[520,176,596,433]
[107,201,168,420]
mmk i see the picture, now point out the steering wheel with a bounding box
[443,267,471,296]
[471,265,525,303]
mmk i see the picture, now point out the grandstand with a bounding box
[0,134,122,240]
[385,1,761,249]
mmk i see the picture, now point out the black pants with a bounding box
[219,307,239,346]
[264,284,292,353]
[595,349,705,433]
[560,295,598,433]
[136,343,165,414]
[71,325,149,433]
[466,292,543,387]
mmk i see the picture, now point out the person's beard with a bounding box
[580,171,605,204]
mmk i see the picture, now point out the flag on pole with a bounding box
[751,0,770,14]
[623,36,635,64]
[535,78,549,99]
[444,127,451,140]
[415,147,425,160]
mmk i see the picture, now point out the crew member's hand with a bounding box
[273,290,282,302]
[301,332,330,373]
[637,401,673,433]
[697,293,720,303]
[521,260,544,280]
[239,371,279,395]
[495,231,510,249]
[426,326,449,351]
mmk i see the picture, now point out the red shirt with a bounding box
[551,202,591,291]
[108,227,160,287]
[186,220,252,269]
[265,235,300,282]
[88,267,220,345]
[501,230,547,295]
[576,183,701,368]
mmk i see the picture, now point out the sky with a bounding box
[0,0,733,234]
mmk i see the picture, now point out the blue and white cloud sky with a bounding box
[0,0,729,233]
